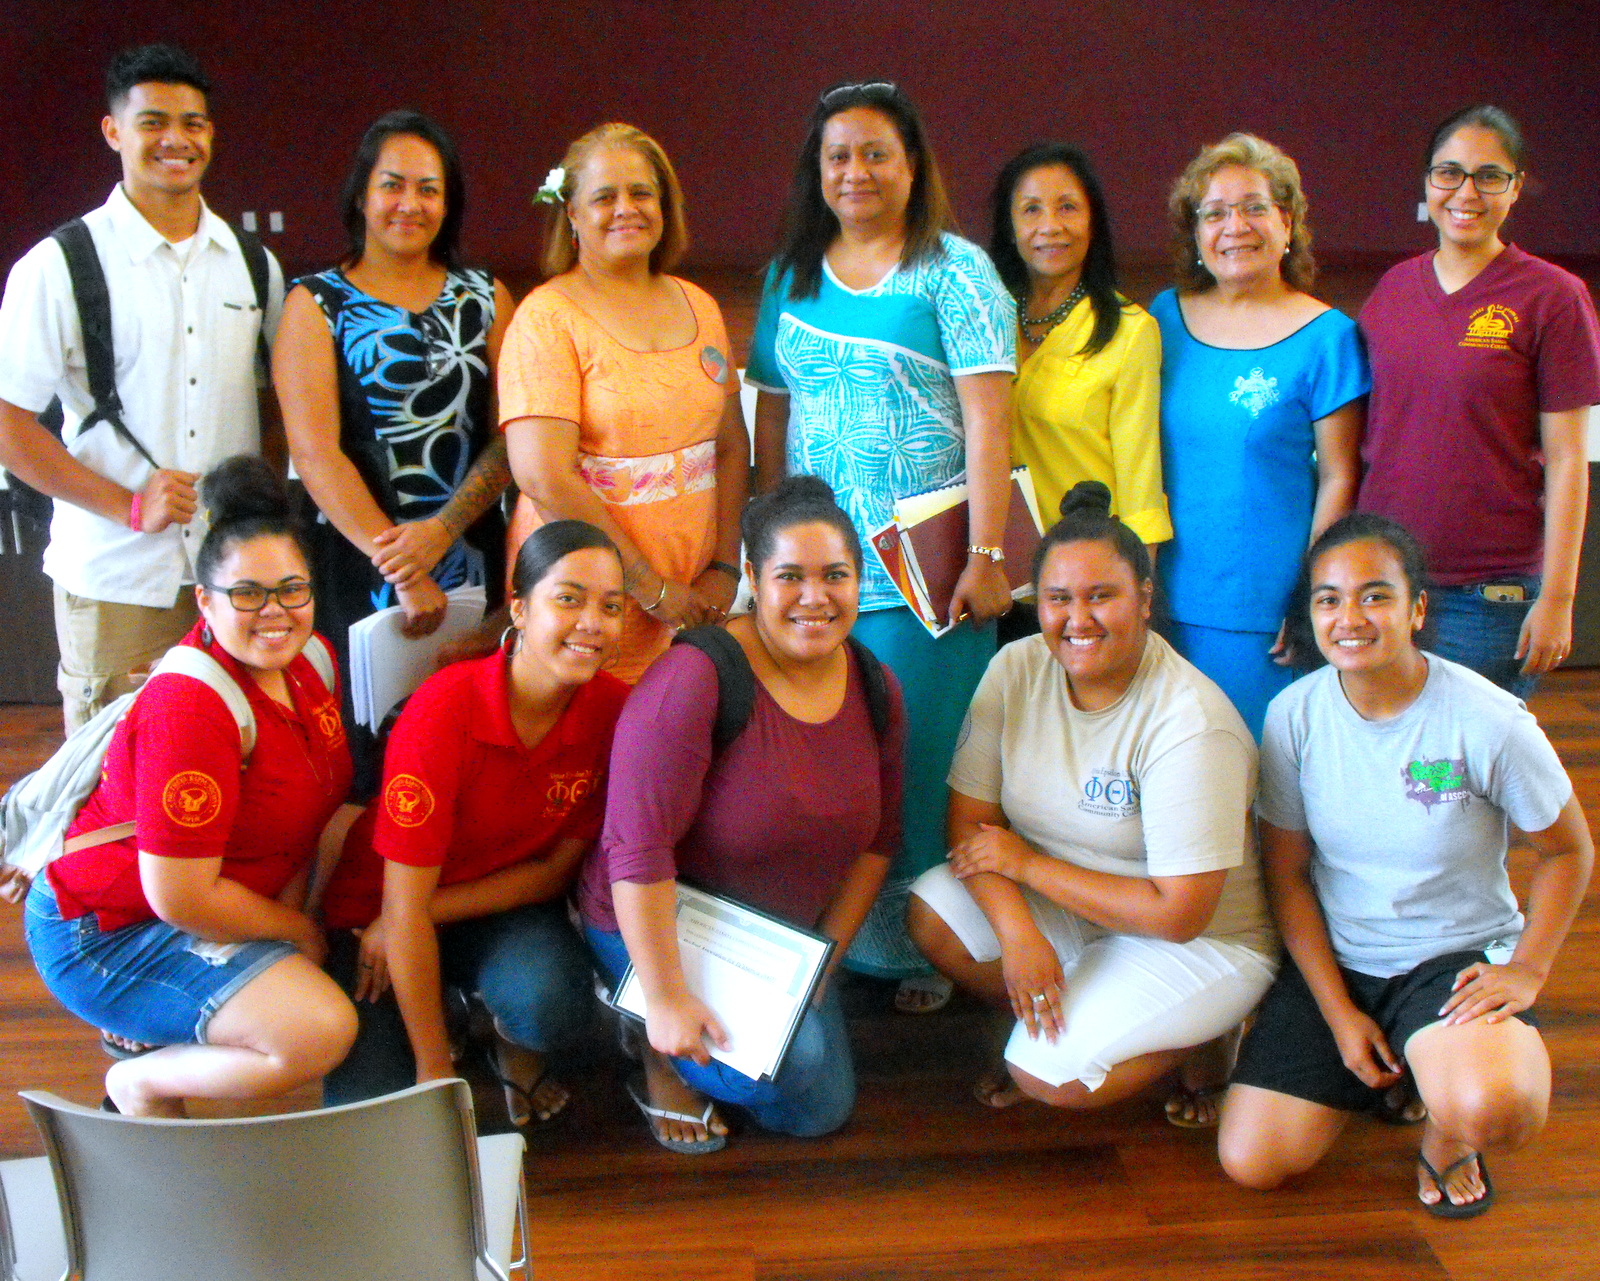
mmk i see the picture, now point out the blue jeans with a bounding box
[24,875,295,1045]
[1427,576,1541,701]
[323,899,595,1106]
[585,923,855,1137]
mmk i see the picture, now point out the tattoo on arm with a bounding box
[435,436,511,540]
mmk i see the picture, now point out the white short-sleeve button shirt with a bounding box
[0,184,284,606]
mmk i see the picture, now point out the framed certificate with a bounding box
[610,881,836,1082]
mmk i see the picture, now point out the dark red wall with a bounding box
[4,0,1597,282]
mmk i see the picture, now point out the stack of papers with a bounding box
[347,585,487,731]
[870,467,1045,638]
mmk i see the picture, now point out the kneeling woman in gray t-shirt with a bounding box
[908,481,1278,1118]
[1219,513,1593,1219]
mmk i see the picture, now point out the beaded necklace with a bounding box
[1019,280,1087,343]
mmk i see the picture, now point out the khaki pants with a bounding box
[53,585,199,733]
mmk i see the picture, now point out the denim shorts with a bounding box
[24,875,296,1046]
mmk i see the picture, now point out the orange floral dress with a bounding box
[499,278,738,682]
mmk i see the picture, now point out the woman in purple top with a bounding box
[1358,105,1600,698]
[580,475,906,1152]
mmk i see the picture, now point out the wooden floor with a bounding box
[3,671,1600,1279]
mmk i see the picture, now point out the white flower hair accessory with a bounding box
[532,166,567,206]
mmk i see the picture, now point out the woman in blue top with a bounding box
[748,81,1016,1004]
[1153,133,1367,739]
[276,110,514,794]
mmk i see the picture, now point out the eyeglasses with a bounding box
[820,81,898,107]
[1196,199,1278,226]
[1426,164,1519,195]
[205,580,313,611]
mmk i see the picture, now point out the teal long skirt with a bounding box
[843,607,996,979]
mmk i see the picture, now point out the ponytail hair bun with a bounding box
[1058,480,1113,521]
[741,473,863,576]
[201,455,291,527]
[1031,480,1151,588]
[195,455,308,585]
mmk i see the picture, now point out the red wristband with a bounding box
[129,492,143,532]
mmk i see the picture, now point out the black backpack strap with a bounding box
[845,635,892,741]
[231,223,272,376]
[672,626,757,755]
[49,219,159,471]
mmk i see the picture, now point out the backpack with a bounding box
[7,216,272,519]
[0,635,335,882]
[671,625,892,754]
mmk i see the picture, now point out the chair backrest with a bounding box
[21,1080,509,1281]
[0,1155,68,1281]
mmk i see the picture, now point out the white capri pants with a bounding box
[911,864,1277,1090]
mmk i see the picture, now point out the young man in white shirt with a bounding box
[0,43,284,731]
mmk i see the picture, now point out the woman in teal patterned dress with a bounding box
[748,82,1016,1003]
[276,110,513,794]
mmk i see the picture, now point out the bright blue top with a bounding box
[746,234,1016,611]
[1150,288,1369,633]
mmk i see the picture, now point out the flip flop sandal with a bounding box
[972,1068,1025,1110]
[625,1072,727,1154]
[1418,1151,1495,1219]
[100,1032,161,1061]
[495,1069,570,1128]
[1164,1084,1226,1129]
[894,973,953,1015]
[1373,1079,1428,1125]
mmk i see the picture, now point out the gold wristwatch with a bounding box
[967,544,1005,562]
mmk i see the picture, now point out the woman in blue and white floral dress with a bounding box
[748,82,1016,998]
[276,110,514,794]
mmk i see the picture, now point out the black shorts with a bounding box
[1231,950,1539,1113]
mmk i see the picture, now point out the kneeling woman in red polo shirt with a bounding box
[319,520,629,1122]
[579,476,907,1151]
[24,457,359,1117]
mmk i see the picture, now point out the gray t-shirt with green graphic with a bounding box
[1258,654,1570,978]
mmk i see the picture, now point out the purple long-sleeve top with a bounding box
[578,641,906,933]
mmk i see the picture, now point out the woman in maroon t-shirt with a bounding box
[317,520,629,1125]
[24,457,358,1117]
[1358,105,1600,697]
[580,475,907,1153]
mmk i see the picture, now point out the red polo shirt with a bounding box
[319,650,630,930]
[52,623,352,932]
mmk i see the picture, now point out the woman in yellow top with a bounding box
[500,123,749,683]
[989,143,1169,643]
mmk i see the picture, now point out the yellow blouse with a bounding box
[1011,296,1171,544]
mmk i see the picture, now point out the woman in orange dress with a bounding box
[500,123,748,682]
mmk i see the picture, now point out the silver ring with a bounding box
[1031,994,1047,1004]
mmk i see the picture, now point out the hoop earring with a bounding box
[501,625,522,656]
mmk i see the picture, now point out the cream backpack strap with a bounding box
[301,634,337,696]
[150,646,258,758]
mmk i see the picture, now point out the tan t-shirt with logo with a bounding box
[947,631,1276,956]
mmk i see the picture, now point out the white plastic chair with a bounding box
[0,1154,68,1281]
[20,1079,529,1281]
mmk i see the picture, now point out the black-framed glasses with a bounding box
[1426,164,1519,195]
[819,81,898,107]
[205,580,313,611]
